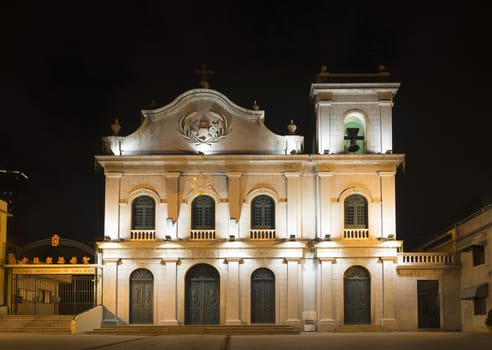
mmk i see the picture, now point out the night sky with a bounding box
[1,2,491,250]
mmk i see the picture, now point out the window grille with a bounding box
[251,195,275,229]
[132,196,155,230]
[344,194,368,228]
[192,195,215,229]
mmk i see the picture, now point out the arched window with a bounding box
[192,195,215,229]
[251,195,275,229]
[132,196,155,230]
[344,194,368,228]
[344,113,365,154]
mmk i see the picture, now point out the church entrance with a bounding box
[344,266,371,324]
[185,264,220,325]
[417,280,440,329]
[130,269,153,324]
[251,268,275,323]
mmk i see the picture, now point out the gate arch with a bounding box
[130,268,153,324]
[344,266,370,324]
[185,264,220,325]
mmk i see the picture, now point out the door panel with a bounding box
[130,269,153,324]
[251,268,275,323]
[185,264,220,325]
[344,266,370,324]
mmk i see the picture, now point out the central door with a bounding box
[344,266,370,324]
[130,269,153,324]
[185,264,220,325]
[251,268,275,323]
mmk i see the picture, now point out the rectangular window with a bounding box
[472,245,485,266]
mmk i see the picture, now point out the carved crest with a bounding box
[179,111,228,145]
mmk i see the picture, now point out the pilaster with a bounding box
[379,256,398,330]
[101,258,121,326]
[159,258,180,325]
[165,172,180,224]
[318,257,336,331]
[104,173,122,239]
[227,172,242,221]
[318,172,333,239]
[224,258,242,325]
[285,258,301,327]
[378,171,396,239]
[284,173,301,239]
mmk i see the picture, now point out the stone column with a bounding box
[318,257,336,331]
[380,257,398,330]
[104,172,122,240]
[284,173,301,239]
[102,258,121,326]
[160,258,179,324]
[285,258,301,326]
[225,258,242,325]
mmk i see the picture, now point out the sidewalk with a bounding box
[0,331,491,350]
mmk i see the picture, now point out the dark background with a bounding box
[1,2,491,250]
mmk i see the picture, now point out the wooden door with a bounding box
[251,268,275,323]
[185,264,220,325]
[344,266,370,324]
[130,269,153,324]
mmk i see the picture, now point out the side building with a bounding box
[95,77,460,331]
[422,204,491,332]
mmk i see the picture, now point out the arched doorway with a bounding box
[130,269,153,324]
[251,268,275,323]
[185,264,220,325]
[344,266,370,324]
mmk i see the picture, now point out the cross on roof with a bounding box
[194,64,214,88]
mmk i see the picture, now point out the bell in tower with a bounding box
[345,127,363,153]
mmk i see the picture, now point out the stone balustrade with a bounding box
[344,228,369,239]
[190,230,216,240]
[398,252,454,265]
[250,229,276,240]
[130,230,156,240]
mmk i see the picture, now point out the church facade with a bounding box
[95,79,461,331]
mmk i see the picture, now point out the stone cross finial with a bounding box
[194,64,214,89]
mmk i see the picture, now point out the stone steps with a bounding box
[0,315,73,333]
[334,324,386,333]
[88,324,300,335]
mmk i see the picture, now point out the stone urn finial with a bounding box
[252,100,259,111]
[287,119,297,135]
[111,117,121,136]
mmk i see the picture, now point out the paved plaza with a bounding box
[0,332,491,350]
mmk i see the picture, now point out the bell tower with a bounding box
[310,67,400,155]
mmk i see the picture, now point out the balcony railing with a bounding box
[190,230,216,240]
[130,230,156,240]
[344,228,369,239]
[250,229,276,240]
[398,253,454,266]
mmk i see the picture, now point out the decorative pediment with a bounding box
[102,89,303,155]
